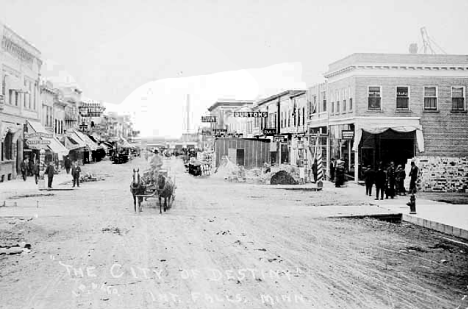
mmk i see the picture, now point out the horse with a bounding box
[130,168,146,213]
[157,173,175,214]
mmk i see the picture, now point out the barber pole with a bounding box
[314,136,323,182]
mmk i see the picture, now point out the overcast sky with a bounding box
[2,0,467,137]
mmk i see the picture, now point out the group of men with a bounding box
[19,156,82,189]
[363,161,419,200]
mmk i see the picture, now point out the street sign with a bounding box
[342,130,354,140]
[263,128,276,136]
[233,111,268,118]
[25,132,53,139]
[201,116,217,123]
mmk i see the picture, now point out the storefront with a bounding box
[25,120,69,171]
[0,122,23,181]
[351,117,424,182]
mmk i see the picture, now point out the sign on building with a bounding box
[201,116,217,123]
[263,128,276,136]
[25,132,53,139]
[342,130,354,140]
[233,112,268,118]
[273,135,287,143]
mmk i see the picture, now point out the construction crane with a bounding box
[419,27,447,55]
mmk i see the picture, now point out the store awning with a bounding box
[352,117,424,153]
[71,130,99,151]
[27,120,69,157]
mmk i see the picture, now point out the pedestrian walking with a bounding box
[44,162,55,189]
[375,165,386,200]
[28,158,34,176]
[64,156,72,174]
[386,162,396,199]
[71,161,81,188]
[409,161,419,194]
[33,159,40,185]
[330,158,336,181]
[395,165,406,196]
[364,165,375,196]
[20,158,28,181]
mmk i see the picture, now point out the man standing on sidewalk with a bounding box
[409,161,419,194]
[44,162,55,189]
[64,156,72,174]
[33,159,40,185]
[375,165,386,200]
[20,158,28,181]
[364,165,375,196]
[72,161,81,188]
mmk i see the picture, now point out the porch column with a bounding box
[354,147,359,183]
[326,134,330,180]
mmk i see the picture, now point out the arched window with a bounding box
[4,132,13,160]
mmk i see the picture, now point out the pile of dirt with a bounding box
[270,170,298,185]
[212,157,239,179]
[79,173,105,182]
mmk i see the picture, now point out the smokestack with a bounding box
[409,43,418,54]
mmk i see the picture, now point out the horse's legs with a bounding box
[164,197,167,212]
[159,196,162,214]
[133,195,136,213]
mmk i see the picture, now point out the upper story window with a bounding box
[343,100,347,112]
[331,101,334,114]
[349,98,353,111]
[452,86,465,111]
[368,86,381,110]
[321,91,327,112]
[424,86,437,110]
[396,87,409,109]
[336,101,340,114]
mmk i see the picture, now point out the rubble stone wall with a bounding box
[407,156,468,192]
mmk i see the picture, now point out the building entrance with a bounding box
[360,129,415,169]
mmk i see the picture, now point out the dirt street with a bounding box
[1,157,467,309]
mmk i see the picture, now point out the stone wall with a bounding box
[406,157,468,192]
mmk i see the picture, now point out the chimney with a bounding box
[409,43,418,54]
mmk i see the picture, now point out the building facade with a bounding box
[0,22,42,181]
[320,53,468,190]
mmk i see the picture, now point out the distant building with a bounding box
[207,99,254,131]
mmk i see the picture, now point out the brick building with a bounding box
[320,53,468,190]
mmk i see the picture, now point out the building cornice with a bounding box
[324,65,468,78]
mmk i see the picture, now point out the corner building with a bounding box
[323,53,468,191]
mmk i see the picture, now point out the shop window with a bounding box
[396,87,409,109]
[368,86,381,110]
[452,86,465,111]
[424,86,437,110]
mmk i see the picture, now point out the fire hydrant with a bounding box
[406,193,417,214]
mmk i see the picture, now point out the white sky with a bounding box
[2,0,468,138]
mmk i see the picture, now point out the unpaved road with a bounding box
[1,156,467,309]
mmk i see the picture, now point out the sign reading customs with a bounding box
[201,116,217,123]
[25,132,53,139]
[342,130,354,140]
[233,112,268,118]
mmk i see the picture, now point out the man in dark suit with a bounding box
[44,162,55,189]
[33,159,40,184]
[71,161,81,188]
[20,158,28,181]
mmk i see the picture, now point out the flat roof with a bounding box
[255,90,306,106]
[207,100,254,112]
[327,53,468,74]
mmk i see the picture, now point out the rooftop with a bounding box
[207,99,254,112]
[326,53,468,75]
[255,90,306,106]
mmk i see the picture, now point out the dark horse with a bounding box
[130,168,146,213]
[157,173,175,214]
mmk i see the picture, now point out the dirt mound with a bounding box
[212,157,239,179]
[270,170,298,185]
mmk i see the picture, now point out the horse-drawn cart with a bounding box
[131,168,176,214]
